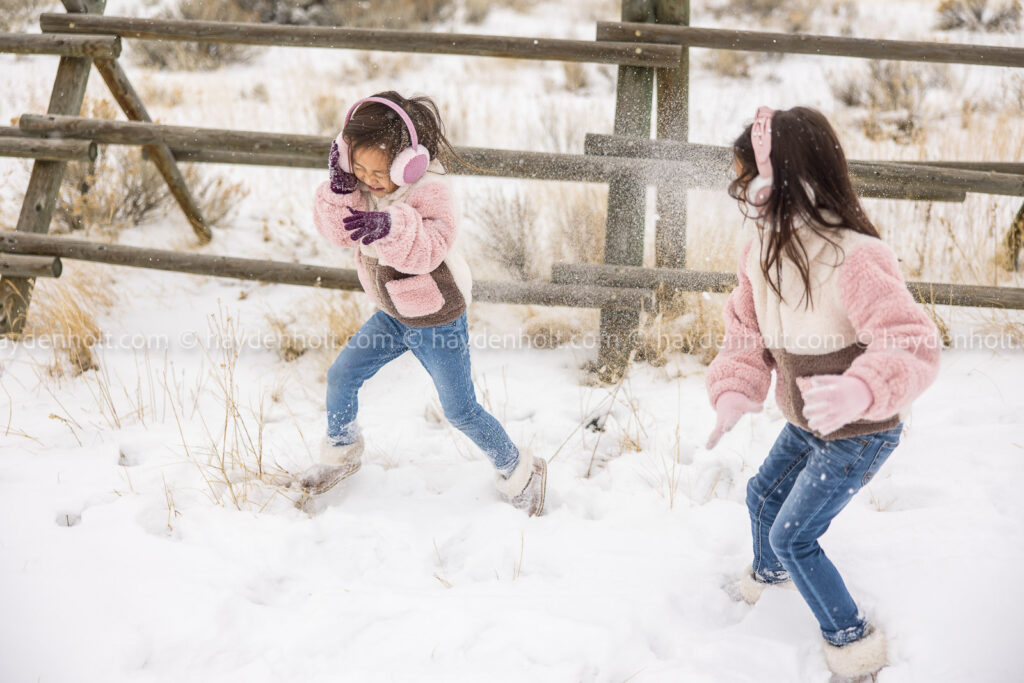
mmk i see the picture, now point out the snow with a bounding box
[2,0,1024,681]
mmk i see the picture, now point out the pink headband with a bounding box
[751,106,775,180]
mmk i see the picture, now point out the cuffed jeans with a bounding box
[746,422,902,645]
[325,310,519,474]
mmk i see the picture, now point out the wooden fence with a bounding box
[2,0,1023,375]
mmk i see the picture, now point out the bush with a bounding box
[55,100,248,236]
[0,0,52,32]
[132,1,258,71]
[936,0,1021,32]
[234,0,454,27]
[473,191,544,281]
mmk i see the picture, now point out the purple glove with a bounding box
[706,391,763,449]
[797,375,873,436]
[343,207,391,245]
[328,140,358,195]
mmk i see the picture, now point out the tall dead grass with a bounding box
[21,263,117,376]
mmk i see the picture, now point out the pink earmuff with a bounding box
[748,106,776,212]
[334,96,430,187]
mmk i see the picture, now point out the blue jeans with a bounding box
[325,310,519,474]
[746,422,902,646]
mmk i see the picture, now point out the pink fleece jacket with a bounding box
[313,168,471,326]
[706,231,940,439]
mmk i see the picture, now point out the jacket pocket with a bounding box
[385,274,445,318]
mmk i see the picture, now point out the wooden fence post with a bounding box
[598,0,656,378]
[1002,201,1024,271]
[0,0,105,336]
[654,0,689,269]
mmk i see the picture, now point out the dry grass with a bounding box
[131,1,258,71]
[704,51,754,79]
[55,98,248,236]
[936,0,1021,32]
[0,0,53,32]
[551,186,607,266]
[522,309,588,349]
[240,0,454,27]
[181,166,250,229]
[137,81,186,110]
[712,0,816,31]
[21,263,117,375]
[473,190,544,281]
[637,291,726,367]
[830,61,951,144]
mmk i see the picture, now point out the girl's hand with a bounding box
[706,391,763,449]
[343,208,391,245]
[797,375,873,436]
[329,140,359,194]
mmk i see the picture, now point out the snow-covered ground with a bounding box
[2,1,1023,681]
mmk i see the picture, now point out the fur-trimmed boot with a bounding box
[496,455,547,516]
[298,436,364,495]
[730,566,795,604]
[823,624,887,682]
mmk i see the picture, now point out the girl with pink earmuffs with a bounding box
[705,106,941,678]
[301,91,546,515]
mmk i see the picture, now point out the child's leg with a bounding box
[746,423,816,581]
[768,425,902,645]
[408,313,520,474]
[326,311,408,444]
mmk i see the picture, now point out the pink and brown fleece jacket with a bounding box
[706,226,941,440]
[313,161,472,328]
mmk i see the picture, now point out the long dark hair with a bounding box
[728,106,879,307]
[342,90,461,174]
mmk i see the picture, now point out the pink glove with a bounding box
[796,375,874,436]
[706,391,763,449]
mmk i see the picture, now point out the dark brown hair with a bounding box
[728,106,880,307]
[341,91,460,174]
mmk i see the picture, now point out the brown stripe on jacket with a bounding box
[770,344,901,441]
[360,254,466,328]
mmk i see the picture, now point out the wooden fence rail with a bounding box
[39,13,683,67]
[584,134,1024,198]
[552,262,1024,310]
[0,32,120,57]
[596,22,1024,68]
[0,137,96,162]
[16,114,966,202]
[0,255,62,279]
[0,232,654,311]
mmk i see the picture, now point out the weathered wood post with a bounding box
[0,0,105,336]
[598,0,656,378]
[654,0,689,269]
[1002,201,1024,271]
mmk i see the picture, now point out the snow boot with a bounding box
[497,455,547,516]
[824,624,887,682]
[298,436,364,495]
[728,566,796,604]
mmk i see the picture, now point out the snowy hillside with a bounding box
[1,0,1023,681]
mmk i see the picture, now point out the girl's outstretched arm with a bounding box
[372,180,456,275]
[313,180,368,248]
[706,240,776,407]
[839,242,941,420]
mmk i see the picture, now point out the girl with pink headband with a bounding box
[706,106,940,678]
[302,91,546,515]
